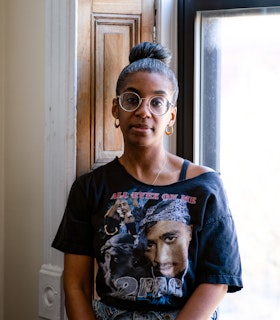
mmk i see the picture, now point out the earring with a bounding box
[165,125,174,136]
[114,118,120,128]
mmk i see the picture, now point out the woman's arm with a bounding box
[176,283,228,320]
[64,253,96,320]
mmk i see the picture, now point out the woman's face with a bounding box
[112,72,177,148]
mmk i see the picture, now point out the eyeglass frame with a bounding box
[116,91,175,116]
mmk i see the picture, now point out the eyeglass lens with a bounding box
[119,92,169,115]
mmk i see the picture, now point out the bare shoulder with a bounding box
[186,162,214,179]
[166,153,214,182]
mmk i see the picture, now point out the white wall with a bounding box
[1,0,45,319]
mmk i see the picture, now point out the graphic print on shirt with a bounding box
[100,190,196,305]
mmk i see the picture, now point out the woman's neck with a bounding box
[118,147,168,185]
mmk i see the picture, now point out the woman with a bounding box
[52,42,243,320]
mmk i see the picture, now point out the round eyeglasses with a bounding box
[117,92,173,116]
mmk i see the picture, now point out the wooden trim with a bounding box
[92,0,141,14]
[76,0,92,177]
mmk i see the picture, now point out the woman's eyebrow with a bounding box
[124,87,139,94]
[154,90,168,95]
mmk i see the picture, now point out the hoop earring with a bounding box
[114,118,120,128]
[165,125,174,136]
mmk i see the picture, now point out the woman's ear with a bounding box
[112,98,119,118]
[168,106,177,127]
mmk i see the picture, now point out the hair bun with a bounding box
[129,42,172,66]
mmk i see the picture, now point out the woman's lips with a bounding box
[130,124,153,132]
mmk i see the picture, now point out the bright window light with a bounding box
[198,8,280,319]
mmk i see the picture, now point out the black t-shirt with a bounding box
[52,158,243,311]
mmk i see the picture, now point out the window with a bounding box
[177,0,280,160]
[178,1,280,319]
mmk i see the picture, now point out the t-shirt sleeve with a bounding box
[196,176,243,292]
[51,177,94,256]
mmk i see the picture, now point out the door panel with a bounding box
[93,14,140,164]
[92,0,141,14]
[77,0,154,176]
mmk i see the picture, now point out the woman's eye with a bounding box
[151,97,165,107]
[127,98,138,105]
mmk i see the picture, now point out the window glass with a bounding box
[197,8,280,319]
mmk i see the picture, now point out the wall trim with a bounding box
[39,1,77,319]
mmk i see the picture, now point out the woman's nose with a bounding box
[135,98,152,117]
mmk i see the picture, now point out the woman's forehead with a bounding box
[121,72,173,93]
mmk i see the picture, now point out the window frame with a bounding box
[177,0,280,162]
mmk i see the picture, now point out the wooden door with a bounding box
[77,0,155,176]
